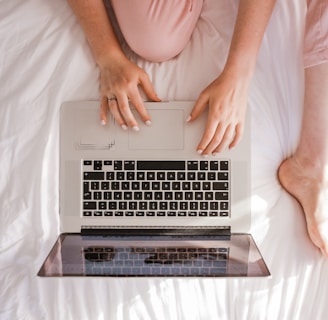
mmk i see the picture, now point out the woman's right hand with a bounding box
[99,55,161,131]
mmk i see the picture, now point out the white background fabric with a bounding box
[1,0,328,319]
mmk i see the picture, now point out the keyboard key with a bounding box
[83,192,92,200]
[104,192,112,200]
[94,161,102,170]
[177,172,185,180]
[124,161,135,170]
[127,172,135,180]
[199,161,208,170]
[119,202,127,210]
[187,161,198,170]
[157,172,165,180]
[106,172,115,180]
[167,172,176,180]
[152,181,161,190]
[207,172,216,180]
[123,192,133,200]
[94,191,102,200]
[114,161,122,170]
[111,182,120,190]
[83,202,97,210]
[220,202,229,210]
[84,172,104,180]
[142,182,150,190]
[220,161,229,171]
[215,192,229,200]
[101,182,109,190]
[147,172,156,180]
[218,172,229,180]
[213,182,229,190]
[210,161,219,170]
[122,182,130,190]
[129,202,137,210]
[116,172,125,180]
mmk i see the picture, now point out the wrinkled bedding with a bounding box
[1,0,328,319]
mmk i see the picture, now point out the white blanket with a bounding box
[2,0,328,319]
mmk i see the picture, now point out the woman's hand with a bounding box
[99,55,160,130]
[187,70,250,155]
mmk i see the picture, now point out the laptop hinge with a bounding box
[81,226,231,237]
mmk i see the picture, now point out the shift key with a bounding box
[83,202,97,210]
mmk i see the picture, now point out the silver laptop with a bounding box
[38,101,270,277]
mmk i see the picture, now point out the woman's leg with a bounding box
[111,0,203,62]
[278,0,328,256]
[279,62,328,257]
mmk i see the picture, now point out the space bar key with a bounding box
[137,161,185,170]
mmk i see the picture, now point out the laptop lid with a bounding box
[38,232,270,277]
[59,101,251,233]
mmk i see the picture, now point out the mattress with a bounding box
[1,0,328,319]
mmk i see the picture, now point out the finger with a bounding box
[229,123,244,149]
[128,88,152,125]
[187,93,208,122]
[100,96,109,125]
[202,123,226,156]
[107,97,128,130]
[139,72,161,102]
[197,120,223,155]
[211,124,235,154]
[115,93,140,131]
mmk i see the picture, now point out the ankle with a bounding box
[292,153,328,182]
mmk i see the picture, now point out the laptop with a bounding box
[38,100,270,277]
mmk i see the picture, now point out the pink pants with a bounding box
[111,0,203,62]
[304,0,328,67]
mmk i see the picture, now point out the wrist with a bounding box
[223,53,256,81]
[96,47,127,69]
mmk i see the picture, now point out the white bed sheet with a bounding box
[1,0,328,319]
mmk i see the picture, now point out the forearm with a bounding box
[224,0,276,78]
[67,0,125,66]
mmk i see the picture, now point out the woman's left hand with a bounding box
[187,70,250,156]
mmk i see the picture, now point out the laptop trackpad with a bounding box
[128,109,184,150]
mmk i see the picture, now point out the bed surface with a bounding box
[1,0,328,319]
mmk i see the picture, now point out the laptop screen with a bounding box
[38,233,270,277]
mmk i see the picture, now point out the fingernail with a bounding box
[121,124,128,131]
[145,120,152,126]
[186,115,191,122]
[101,120,106,126]
[132,126,140,132]
[212,152,219,157]
[197,149,203,155]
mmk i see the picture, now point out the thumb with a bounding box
[100,96,109,125]
[139,73,161,102]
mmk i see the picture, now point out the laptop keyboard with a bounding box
[82,160,230,218]
[83,245,229,276]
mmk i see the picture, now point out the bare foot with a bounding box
[278,156,328,257]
